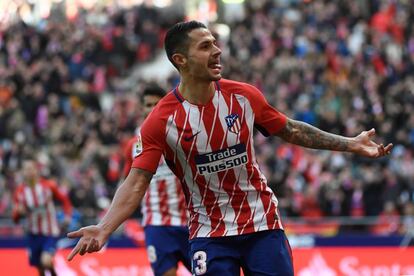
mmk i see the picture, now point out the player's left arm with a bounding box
[276,118,393,158]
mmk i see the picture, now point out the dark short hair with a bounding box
[164,20,207,70]
[141,85,166,103]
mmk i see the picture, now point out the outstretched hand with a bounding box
[353,128,393,158]
[66,225,109,261]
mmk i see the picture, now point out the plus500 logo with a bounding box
[195,144,248,175]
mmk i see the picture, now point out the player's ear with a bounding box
[172,53,187,69]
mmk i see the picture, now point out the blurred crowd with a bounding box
[221,0,414,235]
[1,0,413,236]
[0,4,183,230]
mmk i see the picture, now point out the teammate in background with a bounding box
[13,158,72,276]
[67,21,393,275]
[121,86,190,276]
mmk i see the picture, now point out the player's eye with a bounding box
[200,42,210,49]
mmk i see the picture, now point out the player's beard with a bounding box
[187,58,221,82]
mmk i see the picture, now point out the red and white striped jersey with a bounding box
[132,79,287,239]
[12,179,72,236]
[123,136,187,227]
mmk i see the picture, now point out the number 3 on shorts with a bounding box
[193,251,207,275]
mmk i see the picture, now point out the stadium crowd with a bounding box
[0,0,413,236]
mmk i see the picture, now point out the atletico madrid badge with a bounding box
[225,113,241,134]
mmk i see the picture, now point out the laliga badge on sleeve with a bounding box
[133,135,143,158]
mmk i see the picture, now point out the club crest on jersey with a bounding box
[225,113,241,134]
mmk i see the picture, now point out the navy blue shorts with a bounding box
[189,229,293,276]
[144,225,191,276]
[27,234,58,267]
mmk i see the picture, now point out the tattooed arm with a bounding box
[67,168,153,261]
[276,118,393,157]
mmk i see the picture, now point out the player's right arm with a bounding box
[66,168,153,261]
[67,111,165,261]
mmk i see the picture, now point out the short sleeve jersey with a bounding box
[12,179,72,236]
[123,135,187,227]
[132,79,287,239]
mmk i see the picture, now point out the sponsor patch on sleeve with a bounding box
[132,135,143,158]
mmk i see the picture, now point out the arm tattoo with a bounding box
[277,119,351,151]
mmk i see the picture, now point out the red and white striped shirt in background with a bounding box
[12,179,72,237]
[132,79,288,239]
[123,135,187,227]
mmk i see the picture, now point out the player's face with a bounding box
[143,95,162,118]
[185,28,222,81]
[22,161,38,182]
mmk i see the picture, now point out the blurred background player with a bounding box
[12,158,72,276]
[122,85,190,276]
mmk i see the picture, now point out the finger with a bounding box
[377,144,385,156]
[367,128,376,137]
[91,240,100,253]
[79,243,88,256]
[384,143,393,154]
[67,229,83,239]
[67,242,82,261]
[86,239,98,253]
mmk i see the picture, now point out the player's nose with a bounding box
[212,44,222,56]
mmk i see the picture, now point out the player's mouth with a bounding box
[208,62,222,74]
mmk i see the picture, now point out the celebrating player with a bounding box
[67,21,392,275]
[13,158,72,276]
[122,86,190,276]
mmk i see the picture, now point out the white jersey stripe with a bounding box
[168,177,181,226]
[207,91,237,236]
[226,92,257,234]
[24,187,39,234]
[205,93,219,151]
[35,185,49,235]
[24,186,34,208]
[227,94,255,235]
[149,180,162,225]
[236,95,269,232]
[166,108,209,237]
[213,92,239,235]
[185,103,215,237]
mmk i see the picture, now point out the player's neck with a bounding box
[178,79,215,105]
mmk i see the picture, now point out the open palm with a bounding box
[353,129,393,158]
